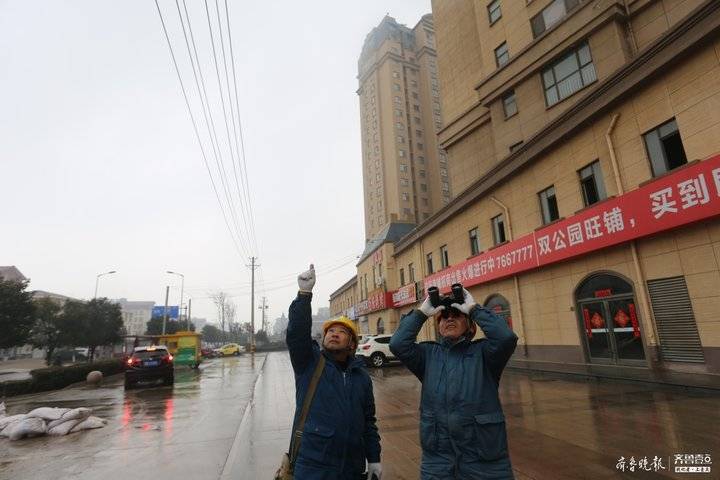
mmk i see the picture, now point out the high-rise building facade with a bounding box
[357,15,450,242]
[330,0,720,388]
[114,298,155,336]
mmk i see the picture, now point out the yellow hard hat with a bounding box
[322,316,358,343]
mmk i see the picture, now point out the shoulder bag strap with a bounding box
[289,354,326,465]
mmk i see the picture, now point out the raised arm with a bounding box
[471,305,518,379]
[389,295,444,381]
[285,265,317,374]
[452,287,518,381]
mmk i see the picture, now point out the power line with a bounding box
[153,0,245,259]
[223,0,259,256]
[185,256,359,295]
[213,0,255,255]
[182,254,359,291]
[202,0,255,256]
[174,0,251,258]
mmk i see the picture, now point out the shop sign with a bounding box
[594,289,612,298]
[422,154,720,294]
[356,289,391,315]
[371,249,383,265]
[344,305,357,320]
[392,282,417,307]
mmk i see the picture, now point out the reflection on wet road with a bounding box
[0,354,266,480]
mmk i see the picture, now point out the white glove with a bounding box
[418,295,445,317]
[451,287,476,315]
[297,264,316,293]
[367,462,383,479]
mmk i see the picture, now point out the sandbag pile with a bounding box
[0,402,106,441]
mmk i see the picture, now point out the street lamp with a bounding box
[166,271,185,329]
[94,270,117,298]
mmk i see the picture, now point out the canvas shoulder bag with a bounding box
[273,355,326,480]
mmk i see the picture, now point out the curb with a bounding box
[219,353,269,480]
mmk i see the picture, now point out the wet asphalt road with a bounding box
[0,354,266,480]
[3,351,719,479]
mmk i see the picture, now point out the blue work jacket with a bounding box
[390,306,518,479]
[286,292,381,479]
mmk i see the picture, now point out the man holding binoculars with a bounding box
[389,283,518,479]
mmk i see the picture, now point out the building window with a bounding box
[579,160,607,206]
[419,170,426,178]
[502,90,517,118]
[392,71,399,78]
[509,141,524,153]
[399,268,405,286]
[397,136,405,143]
[542,41,596,106]
[408,263,415,282]
[426,253,434,274]
[393,83,401,91]
[395,122,403,129]
[414,116,422,123]
[400,179,409,186]
[402,193,409,201]
[399,164,408,172]
[414,105,420,112]
[492,214,506,245]
[418,156,425,163]
[495,42,509,68]
[644,118,687,177]
[403,208,411,218]
[412,92,419,99]
[417,143,424,150]
[488,0,502,24]
[411,80,417,87]
[394,96,401,104]
[440,245,449,269]
[415,129,423,136]
[399,150,406,157]
[395,109,403,117]
[421,197,428,206]
[531,0,579,38]
[420,183,427,192]
[469,228,480,256]
[539,185,560,224]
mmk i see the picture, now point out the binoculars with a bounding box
[427,283,465,308]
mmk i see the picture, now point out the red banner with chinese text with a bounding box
[391,283,417,307]
[356,289,392,315]
[417,154,720,295]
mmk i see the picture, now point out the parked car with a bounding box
[124,345,174,389]
[214,343,244,357]
[201,347,216,358]
[356,334,395,367]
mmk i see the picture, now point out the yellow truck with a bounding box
[156,331,202,368]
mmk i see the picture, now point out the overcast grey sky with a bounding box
[0,0,431,328]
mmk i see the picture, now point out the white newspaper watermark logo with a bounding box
[616,455,666,473]
[616,454,712,474]
[674,453,713,474]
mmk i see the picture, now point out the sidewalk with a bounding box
[225,351,720,479]
[0,357,45,381]
[223,352,533,479]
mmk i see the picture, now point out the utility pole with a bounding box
[247,257,260,352]
[259,296,269,334]
[162,286,170,335]
[187,298,192,331]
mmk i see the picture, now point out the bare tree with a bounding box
[210,291,229,341]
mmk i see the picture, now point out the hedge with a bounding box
[0,359,124,398]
